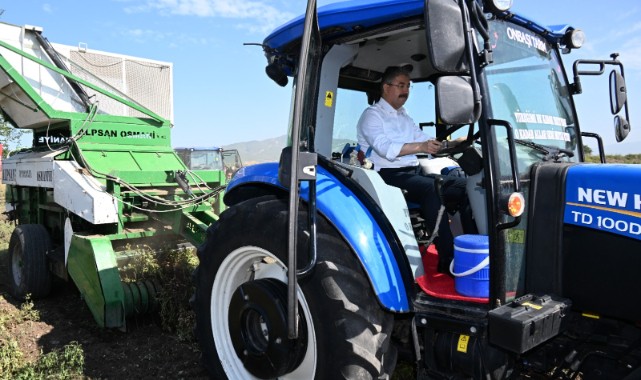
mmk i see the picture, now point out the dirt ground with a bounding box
[0,278,210,379]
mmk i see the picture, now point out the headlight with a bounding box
[563,29,585,49]
[486,0,513,13]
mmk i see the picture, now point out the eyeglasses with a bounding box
[386,82,412,90]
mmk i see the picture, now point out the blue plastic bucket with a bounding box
[450,234,489,298]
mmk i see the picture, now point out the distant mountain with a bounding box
[223,135,287,165]
[222,135,361,166]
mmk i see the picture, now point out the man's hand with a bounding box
[422,139,442,155]
[438,137,468,153]
[399,139,442,156]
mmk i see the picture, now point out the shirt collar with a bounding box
[377,97,406,115]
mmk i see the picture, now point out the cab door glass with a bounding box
[332,82,437,155]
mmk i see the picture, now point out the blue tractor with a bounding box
[193,0,641,378]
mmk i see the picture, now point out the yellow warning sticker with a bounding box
[521,301,542,310]
[325,91,334,107]
[457,334,470,353]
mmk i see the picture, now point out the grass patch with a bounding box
[0,219,14,252]
[8,342,84,380]
[0,296,84,379]
[156,246,199,341]
[0,295,38,330]
[118,244,198,341]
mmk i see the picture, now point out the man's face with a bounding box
[382,74,411,110]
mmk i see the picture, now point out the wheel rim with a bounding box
[11,241,24,286]
[211,246,317,379]
[228,278,308,377]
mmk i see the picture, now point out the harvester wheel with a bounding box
[6,224,52,300]
[193,196,395,379]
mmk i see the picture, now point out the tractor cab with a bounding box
[174,147,243,180]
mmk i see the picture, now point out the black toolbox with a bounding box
[488,294,571,354]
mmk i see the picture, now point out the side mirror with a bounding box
[266,62,288,87]
[614,115,630,142]
[436,76,479,125]
[609,69,626,115]
[425,0,468,74]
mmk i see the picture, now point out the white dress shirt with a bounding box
[356,98,432,170]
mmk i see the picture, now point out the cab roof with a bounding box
[263,0,572,55]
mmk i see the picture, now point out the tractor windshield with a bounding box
[189,151,224,171]
[486,19,579,164]
[484,19,579,299]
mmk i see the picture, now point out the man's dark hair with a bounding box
[380,66,411,89]
[367,66,412,105]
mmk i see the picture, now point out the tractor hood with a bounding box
[527,162,641,323]
[564,164,641,241]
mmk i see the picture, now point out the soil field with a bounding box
[0,256,209,379]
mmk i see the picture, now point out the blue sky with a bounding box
[2,0,640,153]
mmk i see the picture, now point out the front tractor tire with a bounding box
[6,224,53,300]
[193,196,395,379]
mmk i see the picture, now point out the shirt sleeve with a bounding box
[412,123,432,142]
[357,108,404,161]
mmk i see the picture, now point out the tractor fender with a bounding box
[224,162,411,312]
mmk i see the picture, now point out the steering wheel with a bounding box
[431,124,476,157]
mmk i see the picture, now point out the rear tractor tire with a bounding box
[193,196,395,379]
[6,224,53,300]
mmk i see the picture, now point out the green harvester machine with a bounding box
[0,22,224,328]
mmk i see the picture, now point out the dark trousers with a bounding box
[378,166,470,268]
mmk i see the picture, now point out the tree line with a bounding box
[583,145,641,164]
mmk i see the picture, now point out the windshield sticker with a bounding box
[515,112,567,127]
[513,112,570,141]
[506,27,547,54]
[515,129,570,142]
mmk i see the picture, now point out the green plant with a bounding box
[0,297,84,379]
[0,220,15,252]
[0,295,38,333]
[118,244,161,282]
[18,295,40,323]
[156,246,199,341]
[12,341,84,380]
[117,243,199,340]
[0,117,31,158]
[0,337,24,377]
